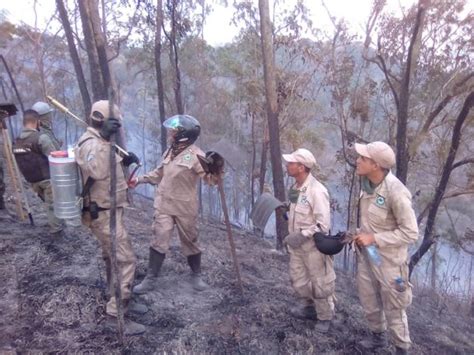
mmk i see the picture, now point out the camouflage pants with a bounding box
[31,179,64,233]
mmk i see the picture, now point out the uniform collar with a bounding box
[294,173,313,193]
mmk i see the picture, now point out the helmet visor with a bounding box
[163,116,182,130]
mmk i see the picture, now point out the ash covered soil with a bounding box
[0,195,473,354]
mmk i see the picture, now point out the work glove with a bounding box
[122,152,140,167]
[100,117,121,141]
[284,232,308,249]
[205,151,225,175]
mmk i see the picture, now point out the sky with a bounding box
[0,0,425,46]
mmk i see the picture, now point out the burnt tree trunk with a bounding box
[258,0,288,249]
[78,0,106,101]
[56,0,91,116]
[155,0,167,152]
[166,0,184,114]
[395,1,426,184]
[89,0,113,95]
[409,91,474,275]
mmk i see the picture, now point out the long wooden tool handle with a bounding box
[108,91,125,344]
[217,177,244,294]
[2,129,25,220]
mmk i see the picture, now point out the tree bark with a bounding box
[89,0,113,97]
[258,0,288,249]
[167,0,184,114]
[56,0,91,116]
[409,90,474,275]
[155,0,167,153]
[396,1,426,184]
[78,0,105,102]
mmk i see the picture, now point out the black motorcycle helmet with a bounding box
[163,114,201,143]
[313,231,346,256]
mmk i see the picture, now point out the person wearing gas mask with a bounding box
[74,100,146,336]
[31,101,62,150]
[282,148,335,333]
[130,114,222,294]
[12,109,65,235]
[353,141,418,355]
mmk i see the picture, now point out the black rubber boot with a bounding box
[133,248,165,294]
[0,196,5,210]
[187,253,208,291]
[358,331,388,350]
[289,300,317,320]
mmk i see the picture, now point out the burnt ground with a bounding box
[0,190,473,354]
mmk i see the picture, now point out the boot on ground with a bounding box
[314,319,331,333]
[289,300,317,320]
[133,248,165,294]
[104,315,146,336]
[187,253,208,291]
[358,331,388,350]
[0,196,5,210]
[124,299,148,315]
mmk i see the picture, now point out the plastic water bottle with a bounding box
[366,244,382,266]
[67,145,75,158]
[394,277,407,292]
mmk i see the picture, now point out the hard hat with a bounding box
[163,114,201,143]
[32,101,54,116]
[313,231,346,255]
[90,100,122,122]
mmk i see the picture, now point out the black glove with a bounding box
[122,152,140,167]
[100,117,121,141]
[205,151,225,175]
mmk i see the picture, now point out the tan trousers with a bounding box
[89,208,136,317]
[31,179,64,233]
[151,212,201,256]
[289,244,336,320]
[356,253,413,349]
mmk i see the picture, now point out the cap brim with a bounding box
[282,153,297,163]
[354,143,371,159]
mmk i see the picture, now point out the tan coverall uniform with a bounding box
[19,128,64,233]
[75,127,136,317]
[288,174,335,321]
[357,172,418,350]
[138,144,216,256]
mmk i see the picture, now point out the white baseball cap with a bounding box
[355,141,396,169]
[282,148,316,169]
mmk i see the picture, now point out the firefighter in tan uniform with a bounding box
[75,100,146,336]
[131,114,220,294]
[353,141,418,355]
[13,110,65,235]
[282,148,335,333]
